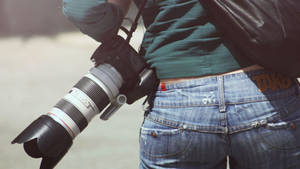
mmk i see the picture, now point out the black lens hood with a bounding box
[12,115,73,169]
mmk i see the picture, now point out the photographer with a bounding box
[63,0,300,169]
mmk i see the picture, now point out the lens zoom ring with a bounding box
[74,77,110,112]
[54,99,88,131]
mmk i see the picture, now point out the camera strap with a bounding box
[119,0,147,43]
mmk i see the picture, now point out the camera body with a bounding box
[12,35,157,169]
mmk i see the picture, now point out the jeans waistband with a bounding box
[155,70,300,109]
[149,69,300,134]
[158,69,299,92]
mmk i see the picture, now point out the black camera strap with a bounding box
[119,0,147,43]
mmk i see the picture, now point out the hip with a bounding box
[147,66,300,134]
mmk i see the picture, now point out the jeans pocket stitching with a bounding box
[140,124,192,158]
[258,120,300,150]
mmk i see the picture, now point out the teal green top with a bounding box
[137,0,252,79]
[62,0,252,79]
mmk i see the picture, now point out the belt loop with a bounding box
[218,75,226,112]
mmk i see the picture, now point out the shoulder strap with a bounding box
[119,0,147,43]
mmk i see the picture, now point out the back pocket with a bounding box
[258,117,300,150]
[140,118,191,158]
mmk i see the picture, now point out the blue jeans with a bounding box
[139,70,300,169]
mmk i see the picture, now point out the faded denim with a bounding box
[139,70,300,169]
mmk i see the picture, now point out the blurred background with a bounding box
[0,0,75,37]
[0,0,145,169]
[4,1,298,169]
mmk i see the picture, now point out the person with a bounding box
[62,0,300,168]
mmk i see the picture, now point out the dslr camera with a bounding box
[11,32,156,169]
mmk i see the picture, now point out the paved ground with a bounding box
[0,30,146,169]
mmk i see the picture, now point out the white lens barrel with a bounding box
[47,108,81,138]
[46,64,124,139]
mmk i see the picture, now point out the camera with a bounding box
[11,35,157,169]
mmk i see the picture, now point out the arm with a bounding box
[62,0,132,42]
[108,0,132,15]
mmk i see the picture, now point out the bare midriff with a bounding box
[160,65,263,84]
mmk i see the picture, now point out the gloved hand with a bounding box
[91,35,158,104]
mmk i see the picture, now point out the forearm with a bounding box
[62,0,132,42]
[108,0,132,15]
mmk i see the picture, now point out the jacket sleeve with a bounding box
[62,0,124,42]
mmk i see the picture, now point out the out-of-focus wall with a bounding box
[0,0,139,37]
[0,0,75,37]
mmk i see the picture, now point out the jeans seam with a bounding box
[218,75,226,112]
[147,115,226,134]
[153,103,218,108]
[154,95,298,108]
[147,113,287,135]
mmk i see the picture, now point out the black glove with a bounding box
[91,35,158,104]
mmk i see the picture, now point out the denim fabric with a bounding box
[139,70,300,169]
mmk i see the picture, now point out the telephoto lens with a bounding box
[11,5,157,163]
[11,63,125,169]
[11,0,153,167]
